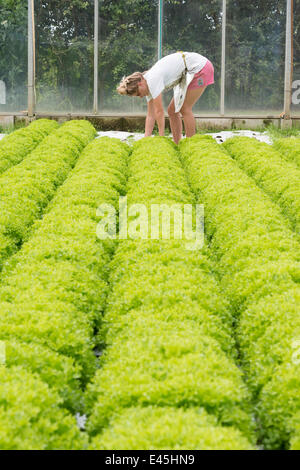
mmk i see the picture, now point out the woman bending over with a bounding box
[117,51,214,144]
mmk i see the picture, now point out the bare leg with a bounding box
[167,98,182,144]
[180,86,207,138]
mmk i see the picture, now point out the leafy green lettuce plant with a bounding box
[89,406,254,450]
[86,137,254,450]
[0,119,59,175]
[273,137,300,168]
[0,137,130,449]
[179,135,300,449]
[0,120,96,270]
[223,136,300,235]
[0,137,129,401]
[0,366,87,450]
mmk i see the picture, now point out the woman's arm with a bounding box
[145,99,156,137]
[153,94,165,136]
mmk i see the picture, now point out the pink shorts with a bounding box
[188,60,214,89]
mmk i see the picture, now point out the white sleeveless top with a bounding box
[144,52,207,111]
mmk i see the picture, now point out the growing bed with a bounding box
[0,120,299,450]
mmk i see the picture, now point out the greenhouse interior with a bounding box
[1,0,300,454]
[0,0,299,130]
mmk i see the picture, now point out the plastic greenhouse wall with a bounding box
[292,0,300,116]
[0,0,298,118]
[0,0,28,112]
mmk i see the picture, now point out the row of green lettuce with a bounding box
[0,120,96,272]
[179,135,300,450]
[273,137,300,168]
[85,137,255,450]
[0,119,58,175]
[223,137,300,236]
[0,136,130,449]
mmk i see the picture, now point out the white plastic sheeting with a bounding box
[96,130,272,145]
[209,130,272,145]
[96,131,145,142]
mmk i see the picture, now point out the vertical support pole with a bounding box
[158,0,163,60]
[220,0,226,116]
[93,0,99,114]
[283,0,292,121]
[291,0,294,114]
[28,0,35,117]
[291,0,294,78]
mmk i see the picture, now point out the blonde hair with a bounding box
[117,72,145,96]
